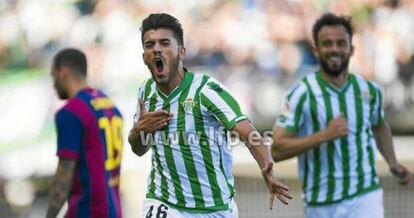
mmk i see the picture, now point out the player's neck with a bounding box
[320,69,349,88]
[157,66,185,96]
[67,79,89,98]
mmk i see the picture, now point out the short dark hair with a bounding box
[53,48,87,77]
[312,13,354,46]
[140,13,184,46]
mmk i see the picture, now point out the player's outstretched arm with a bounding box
[372,121,412,185]
[46,158,76,218]
[272,114,348,162]
[233,120,292,209]
[129,100,172,156]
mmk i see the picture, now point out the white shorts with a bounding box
[143,198,238,218]
[305,189,384,218]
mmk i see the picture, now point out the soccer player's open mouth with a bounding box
[155,58,164,75]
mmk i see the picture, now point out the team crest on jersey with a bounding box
[182,98,195,113]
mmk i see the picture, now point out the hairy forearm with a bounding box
[272,130,327,162]
[47,179,70,217]
[47,159,75,218]
[128,129,151,156]
[373,122,397,166]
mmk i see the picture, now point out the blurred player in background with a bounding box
[272,13,412,218]
[46,48,123,218]
[128,13,291,217]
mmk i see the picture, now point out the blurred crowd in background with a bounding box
[1,0,414,217]
[1,0,414,118]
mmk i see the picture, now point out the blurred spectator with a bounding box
[0,0,413,112]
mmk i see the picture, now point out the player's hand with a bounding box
[133,99,173,134]
[390,163,412,185]
[324,114,348,141]
[261,162,292,209]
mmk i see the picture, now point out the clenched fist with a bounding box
[323,114,348,141]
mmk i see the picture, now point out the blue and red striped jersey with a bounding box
[55,88,123,218]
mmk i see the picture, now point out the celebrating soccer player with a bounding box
[128,13,292,217]
[272,13,412,218]
[47,48,123,218]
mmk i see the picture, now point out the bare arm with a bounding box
[372,121,412,185]
[233,120,272,169]
[372,121,397,166]
[128,129,152,156]
[272,127,328,162]
[272,114,348,162]
[46,158,76,218]
[233,120,292,208]
[129,100,172,156]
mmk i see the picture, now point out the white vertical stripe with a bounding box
[345,86,358,196]
[299,98,314,203]
[202,83,238,123]
[185,75,214,207]
[356,77,375,189]
[153,131,163,198]
[202,107,232,204]
[276,83,308,128]
[307,74,329,202]
[314,80,329,204]
[145,96,163,198]
[168,96,193,207]
[327,88,344,201]
[303,75,316,202]
[154,99,179,205]
[154,133,178,204]
[218,131,234,188]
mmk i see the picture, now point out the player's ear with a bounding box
[60,66,69,78]
[351,44,355,56]
[178,46,186,59]
[312,45,320,59]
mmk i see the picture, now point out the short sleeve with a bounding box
[133,79,153,124]
[55,109,83,159]
[200,78,248,130]
[369,82,385,126]
[275,83,307,133]
[133,86,144,124]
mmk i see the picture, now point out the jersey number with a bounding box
[146,204,168,218]
[99,116,123,171]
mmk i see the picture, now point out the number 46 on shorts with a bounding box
[143,199,170,218]
[143,198,239,218]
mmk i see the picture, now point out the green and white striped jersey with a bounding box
[276,71,385,205]
[134,69,247,212]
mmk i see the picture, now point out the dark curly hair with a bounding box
[312,13,354,46]
[140,13,184,46]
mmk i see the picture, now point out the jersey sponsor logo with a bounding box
[91,97,114,110]
[181,98,195,113]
